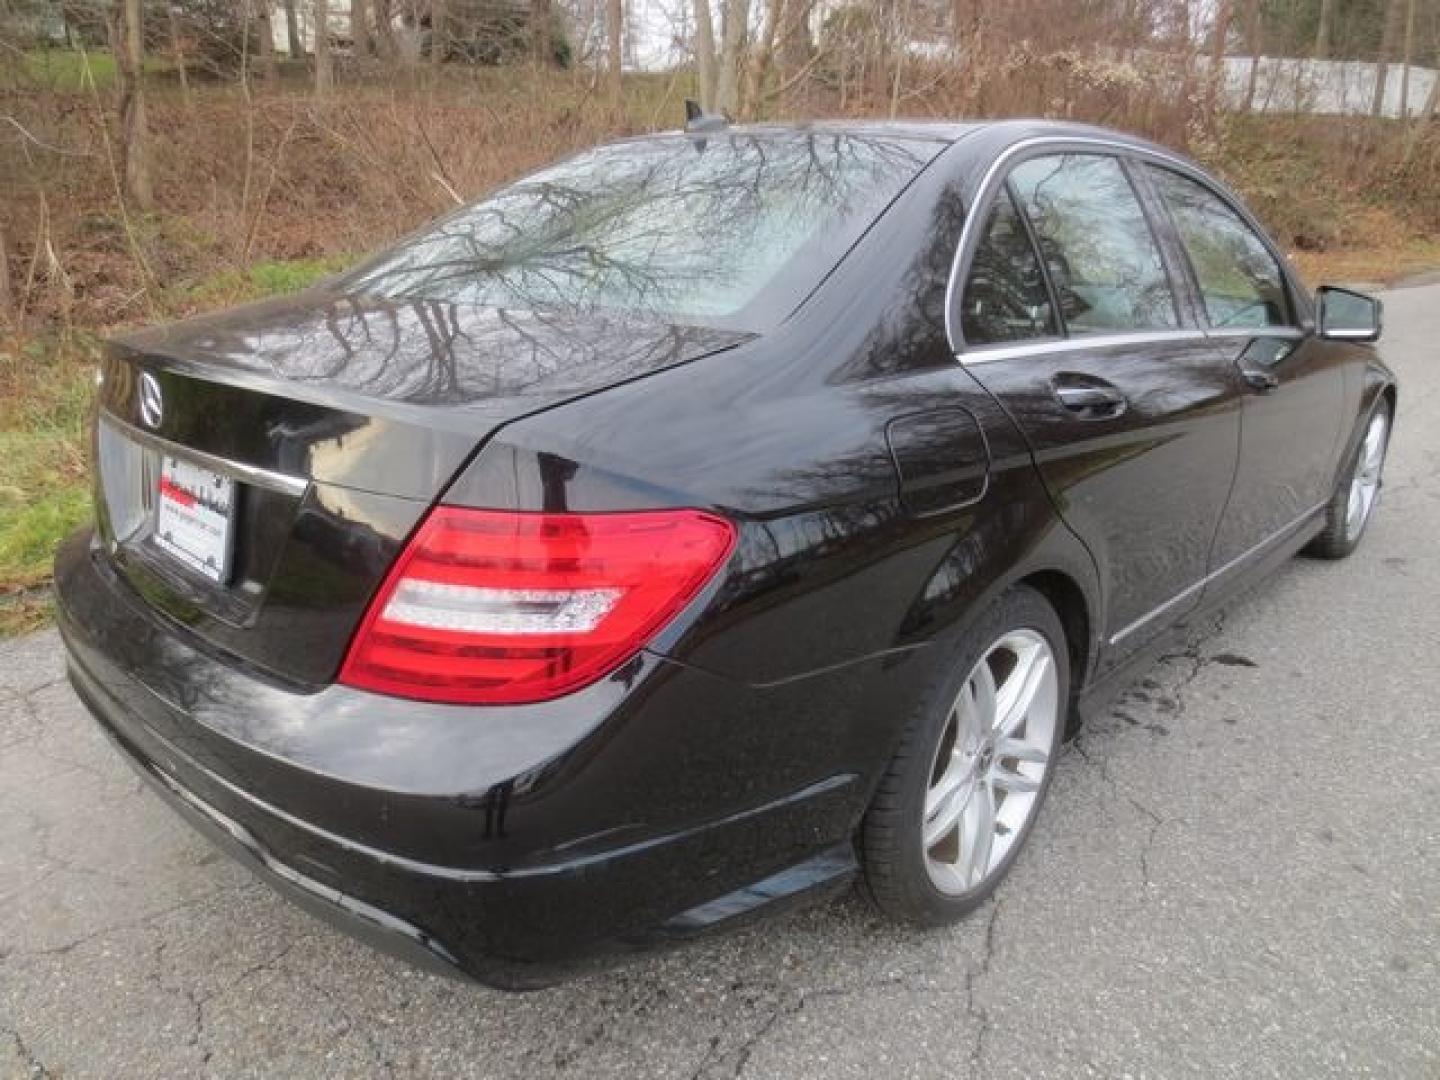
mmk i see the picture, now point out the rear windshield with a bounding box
[340,132,941,330]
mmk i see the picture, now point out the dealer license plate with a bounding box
[154,455,235,583]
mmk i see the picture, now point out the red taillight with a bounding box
[339,507,736,705]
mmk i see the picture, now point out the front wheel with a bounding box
[1306,402,1392,560]
[860,586,1069,926]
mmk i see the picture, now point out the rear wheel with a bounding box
[860,586,1068,925]
[1306,402,1391,560]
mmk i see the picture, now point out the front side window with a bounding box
[1146,166,1291,330]
[961,187,1057,345]
[1009,154,1179,334]
[340,133,938,331]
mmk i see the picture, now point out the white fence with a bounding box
[1222,56,1437,118]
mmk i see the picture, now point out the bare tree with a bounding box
[741,0,785,118]
[166,3,192,106]
[1313,0,1332,58]
[778,0,812,70]
[1242,0,1261,112]
[374,0,398,61]
[113,0,152,209]
[0,221,13,322]
[531,0,555,65]
[1371,0,1404,117]
[1205,0,1234,120]
[431,0,446,64]
[255,2,277,82]
[716,0,751,113]
[607,0,624,100]
[283,0,304,58]
[315,0,333,92]
[693,0,719,110]
[353,0,373,58]
[1399,0,1416,119]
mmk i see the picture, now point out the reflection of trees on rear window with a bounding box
[1009,154,1178,334]
[342,134,933,328]
[1146,166,1290,330]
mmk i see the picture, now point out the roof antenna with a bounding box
[684,98,728,134]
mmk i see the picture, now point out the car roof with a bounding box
[646,117,1189,163]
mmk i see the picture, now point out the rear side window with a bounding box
[961,187,1057,345]
[1009,154,1179,334]
[1145,166,1292,329]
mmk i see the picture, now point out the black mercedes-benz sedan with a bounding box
[56,118,1394,988]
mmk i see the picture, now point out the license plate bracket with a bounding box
[154,455,235,584]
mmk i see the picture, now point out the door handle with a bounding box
[1053,383,1128,418]
[1240,368,1280,392]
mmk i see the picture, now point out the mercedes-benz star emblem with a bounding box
[139,372,164,429]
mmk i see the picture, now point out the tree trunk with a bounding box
[167,3,192,105]
[314,0,333,92]
[1242,0,1261,112]
[606,0,624,100]
[1205,0,1233,119]
[430,0,445,64]
[1370,0,1403,117]
[0,220,13,322]
[740,0,783,118]
[283,0,303,58]
[1313,0,1331,59]
[693,0,718,110]
[114,0,152,210]
[530,0,554,66]
[1398,0,1416,119]
[352,0,372,58]
[778,0,811,70]
[255,4,277,82]
[715,0,750,113]
[373,0,398,61]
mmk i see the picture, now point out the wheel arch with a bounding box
[1018,571,1090,684]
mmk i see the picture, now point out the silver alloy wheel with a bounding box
[1345,411,1389,539]
[922,628,1059,896]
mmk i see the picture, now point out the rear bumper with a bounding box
[55,529,878,988]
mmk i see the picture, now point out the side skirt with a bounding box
[1072,512,1325,730]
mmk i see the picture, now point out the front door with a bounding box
[1139,164,1347,570]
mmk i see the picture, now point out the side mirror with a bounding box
[1316,286,1382,342]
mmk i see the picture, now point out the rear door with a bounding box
[1139,164,1348,572]
[954,149,1244,667]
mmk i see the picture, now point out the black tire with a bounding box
[1305,400,1392,560]
[859,585,1069,926]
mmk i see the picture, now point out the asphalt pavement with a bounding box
[3,284,1438,1079]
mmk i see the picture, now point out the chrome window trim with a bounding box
[1107,500,1328,647]
[1204,326,1306,340]
[944,135,1204,355]
[958,329,1210,367]
[1135,159,1311,334]
[100,411,309,498]
[944,134,1313,356]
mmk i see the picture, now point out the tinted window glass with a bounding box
[961,187,1057,344]
[1009,154,1178,334]
[1146,166,1291,329]
[342,133,937,330]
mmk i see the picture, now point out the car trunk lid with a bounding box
[93,290,752,686]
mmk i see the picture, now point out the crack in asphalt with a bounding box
[964,897,1003,1072]
[1063,609,1246,902]
[684,964,972,1080]
[4,1027,51,1079]
[1,883,259,964]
